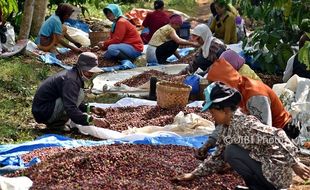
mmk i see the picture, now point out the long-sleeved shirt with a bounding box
[141,10,169,44]
[207,58,291,129]
[210,12,237,44]
[103,17,144,52]
[32,68,90,125]
[192,110,299,189]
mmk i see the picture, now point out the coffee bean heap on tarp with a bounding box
[56,47,117,67]
[101,106,213,131]
[257,73,283,88]
[114,70,186,87]
[10,144,244,190]
[172,48,200,65]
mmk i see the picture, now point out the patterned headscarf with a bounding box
[202,81,241,111]
[103,4,123,33]
[192,24,214,58]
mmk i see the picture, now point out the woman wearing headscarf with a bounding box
[141,0,170,44]
[210,0,237,44]
[146,14,200,65]
[99,4,143,63]
[173,82,310,190]
[219,49,261,81]
[195,58,300,160]
[179,24,226,75]
[36,3,82,53]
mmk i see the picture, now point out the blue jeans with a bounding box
[103,43,142,61]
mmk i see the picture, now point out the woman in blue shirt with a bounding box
[36,3,82,53]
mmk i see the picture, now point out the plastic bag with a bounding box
[2,23,15,52]
[0,176,32,190]
[184,74,201,95]
[66,25,90,47]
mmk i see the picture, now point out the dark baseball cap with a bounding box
[76,52,102,73]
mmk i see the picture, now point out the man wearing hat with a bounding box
[32,52,108,131]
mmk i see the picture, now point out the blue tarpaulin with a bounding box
[101,59,137,72]
[39,51,137,72]
[39,52,73,70]
[65,19,90,33]
[0,134,209,173]
[166,47,195,62]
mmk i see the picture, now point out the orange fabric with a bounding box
[207,58,291,128]
[125,8,153,27]
[103,17,144,52]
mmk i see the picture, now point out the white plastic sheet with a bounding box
[78,97,212,140]
[123,111,215,136]
[0,176,32,190]
[227,41,243,54]
[92,64,188,95]
[1,23,16,52]
[66,26,90,47]
[272,75,310,155]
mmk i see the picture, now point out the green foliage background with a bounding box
[232,0,310,73]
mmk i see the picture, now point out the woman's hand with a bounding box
[91,46,100,52]
[73,47,83,54]
[172,173,195,182]
[195,143,212,160]
[292,162,310,180]
[74,42,82,48]
[91,107,107,117]
[98,41,106,49]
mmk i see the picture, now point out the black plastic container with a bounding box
[149,77,157,100]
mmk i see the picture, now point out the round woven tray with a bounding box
[156,81,192,109]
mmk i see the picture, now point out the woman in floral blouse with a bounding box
[173,82,310,190]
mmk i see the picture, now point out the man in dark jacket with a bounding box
[32,52,109,131]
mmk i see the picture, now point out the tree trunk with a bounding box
[18,0,35,40]
[30,0,48,36]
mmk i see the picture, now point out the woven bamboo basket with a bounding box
[156,81,192,109]
[89,31,109,47]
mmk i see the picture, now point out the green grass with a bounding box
[0,56,58,143]
[167,0,198,17]
[0,56,123,144]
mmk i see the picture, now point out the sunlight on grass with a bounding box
[0,56,58,143]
